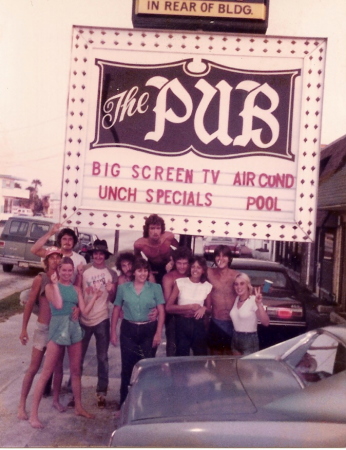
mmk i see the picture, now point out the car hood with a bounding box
[124,357,300,424]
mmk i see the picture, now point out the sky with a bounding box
[1,0,346,197]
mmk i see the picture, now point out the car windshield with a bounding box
[283,330,346,384]
[238,269,292,290]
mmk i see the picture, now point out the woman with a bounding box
[110,258,165,406]
[166,256,212,357]
[230,273,270,355]
[29,257,101,429]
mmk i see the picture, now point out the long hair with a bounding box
[143,214,165,238]
[57,228,78,247]
[214,245,233,268]
[189,255,208,283]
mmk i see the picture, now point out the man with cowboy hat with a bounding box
[79,239,117,408]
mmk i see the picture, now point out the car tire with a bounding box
[3,264,14,272]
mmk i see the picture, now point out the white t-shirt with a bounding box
[80,265,117,327]
[176,277,212,307]
[69,251,86,283]
[230,295,258,333]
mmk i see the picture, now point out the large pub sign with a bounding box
[61,26,326,242]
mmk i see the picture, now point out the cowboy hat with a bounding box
[87,239,112,259]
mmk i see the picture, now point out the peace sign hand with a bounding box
[254,286,263,304]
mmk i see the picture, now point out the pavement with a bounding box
[0,303,166,448]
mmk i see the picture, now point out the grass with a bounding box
[0,292,23,322]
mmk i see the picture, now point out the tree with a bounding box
[31,179,42,192]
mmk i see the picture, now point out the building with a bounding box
[0,174,31,221]
[315,135,346,311]
[274,135,346,314]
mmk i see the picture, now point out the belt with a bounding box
[127,320,152,325]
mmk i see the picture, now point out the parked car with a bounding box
[110,324,346,447]
[203,236,241,260]
[229,258,307,346]
[73,231,98,263]
[0,216,56,272]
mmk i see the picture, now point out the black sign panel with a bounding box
[91,58,299,160]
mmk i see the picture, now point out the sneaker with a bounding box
[97,395,106,409]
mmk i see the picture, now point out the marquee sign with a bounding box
[61,26,327,242]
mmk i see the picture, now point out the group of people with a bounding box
[18,213,269,428]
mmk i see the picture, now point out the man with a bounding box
[134,214,180,285]
[206,245,239,355]
[31,223,86,283]
[18,247,65,420]
[79,239,117,408]
[115,252,135,285]
[162,247,192,356]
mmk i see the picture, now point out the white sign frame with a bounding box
[61,26,326,242]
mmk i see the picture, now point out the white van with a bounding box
[0,216,56,272]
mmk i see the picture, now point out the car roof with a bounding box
[127,356,300,423]
[8,216,55,223]
[230,258,287,271]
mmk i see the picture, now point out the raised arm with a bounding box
[254,286,270,326]
[76,285,102,317]
[31,222,61,258]
[19,275,42,345]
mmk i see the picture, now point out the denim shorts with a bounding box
[232,331,259,355]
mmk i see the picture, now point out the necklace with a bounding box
[238,296,248,303]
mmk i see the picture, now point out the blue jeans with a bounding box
[81,318,110,396]
[232,331,259,355]
[120,319,157,405]
[175,316,208,357]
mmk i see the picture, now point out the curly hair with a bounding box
[189,255,208,283]
[116,252,135,272]
[172,246,193,263]
[56,228,78,247]
[143,214,165,238]
[213,245,233,268]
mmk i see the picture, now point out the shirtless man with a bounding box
[134,214,179,285]
[18,247,66,420]
[206,245,239,355]
[162,247,192,356]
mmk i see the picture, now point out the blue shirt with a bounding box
[114,281,164,322]
[50,283,78,316]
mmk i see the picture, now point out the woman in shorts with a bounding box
[29,256,101,429]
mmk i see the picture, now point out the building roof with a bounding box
[318,134,346,211]
[0,174,26,182]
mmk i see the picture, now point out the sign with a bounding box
[132,0,269,33]
[61,26,327,242]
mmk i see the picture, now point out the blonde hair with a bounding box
[234,272,253,296]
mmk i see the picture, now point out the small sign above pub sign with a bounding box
[132,0,269,33]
